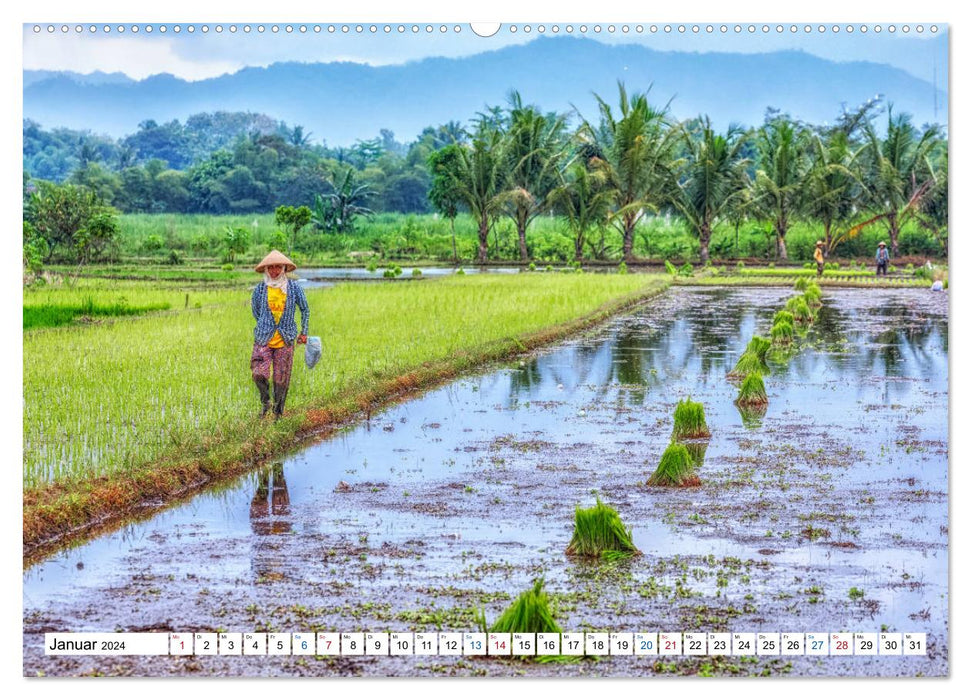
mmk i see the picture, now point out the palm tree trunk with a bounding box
[575,228,585,262]
[477,214,489,264]
[450,217,458,264]
[699,222,711,265]
[824,221,832,258]
[888,212,900,258]
[775,220,788,260]
[623,213,636,263]
[517,214,529,261]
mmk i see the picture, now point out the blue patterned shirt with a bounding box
[251,281,310,346]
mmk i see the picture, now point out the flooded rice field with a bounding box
[23,287,948,677]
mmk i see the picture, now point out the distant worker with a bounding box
[814,240,825,277]
[875,241,890,276]
[250,250,309,420]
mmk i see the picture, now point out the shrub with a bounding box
[647,443,701,487]
[736,372,768,406]
[672,398,711,440]
[566,499,640,558]
[490,579,563,635]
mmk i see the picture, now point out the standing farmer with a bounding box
[875,241,890,276]
[814,240,825,278]
[251,250,309,420]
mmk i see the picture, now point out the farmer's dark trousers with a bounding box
[877,261,888,276]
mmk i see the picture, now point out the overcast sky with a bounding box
[23,23,948,86]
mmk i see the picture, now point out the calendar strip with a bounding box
[45,632,928,656]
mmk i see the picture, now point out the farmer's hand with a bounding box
[298,334,308,345]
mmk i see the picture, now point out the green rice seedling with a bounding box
[647,443,701,487]
[682,440,709,468]
[786,296,813,323]
[411,268,423,277]
[490,578,563,635]
[803,283,822,307]
[773,310,794,326]
[566,498,640,558]
[794,277,809,292]
[678,262,694,277]
[771,321,794,345]
[671,398,711,439]
[729,336,771,378]
[617,261,628,275]
[735,372,768,406]
[664,260,677,275]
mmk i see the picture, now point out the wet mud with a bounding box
[24,287,948,677]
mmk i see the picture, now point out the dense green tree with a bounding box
[672,118,751,264]
[25,182,113,261]
[549,160,613,261]
[861,109,942,257]
[750,116,810,260]
[428,144,465,262]
[804,131,865,257]
[578,83,680,262]
[450,119,508,263]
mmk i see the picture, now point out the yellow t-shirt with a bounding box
[267,287,287,348]
[814,247,825,264]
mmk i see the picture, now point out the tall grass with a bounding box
[24,274,668,488]
[489,579,563,635]
[565,498,640,558]
[671,398,711,440]
[647,443,701,487]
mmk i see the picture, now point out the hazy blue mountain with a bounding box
[23,36,947,145]
[24,69,135,88]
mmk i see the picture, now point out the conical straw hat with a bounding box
[255,250,296,272]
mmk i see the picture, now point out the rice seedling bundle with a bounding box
[729,336,770,377]
[565,498,640,558]
[787,297,814,323]
[647,443,701,487]
[772,310,794,326]
[490,578,563,635]
[803,283,822,307]
[735,372,769,406]
[771,321,794,345]
[671,398,711,440]
[794,277,809,292]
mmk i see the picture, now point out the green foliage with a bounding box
[736,372,768,406]
[678,262,694,277]
[23,222,49,280]
[490,579,562,635]
[648,443,701,487]
[566,498,640,558]
[221,226,251,262]
[672,398,710,440]
[25,181,119,263]
[664,260,677,275]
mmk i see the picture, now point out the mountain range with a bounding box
[23,36,947,145]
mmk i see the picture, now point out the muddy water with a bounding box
[23,287,948,677]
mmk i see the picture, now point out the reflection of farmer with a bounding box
[814,240,825,277]
[875,241,890,276]
[251,251,309,420]
[249,463,292,536]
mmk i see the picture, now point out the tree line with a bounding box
[23,83,947,267]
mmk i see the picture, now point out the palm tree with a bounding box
[451,119,508,264]
[502,92,570,260]
[549,160,613,261]
[671,118,751,265]
[577,82,680,262]
[861,109,942,257]
[323,167,375,234]
[803,131,867,257]
[750,117,810,260]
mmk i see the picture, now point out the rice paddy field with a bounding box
[22,278,949,678]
